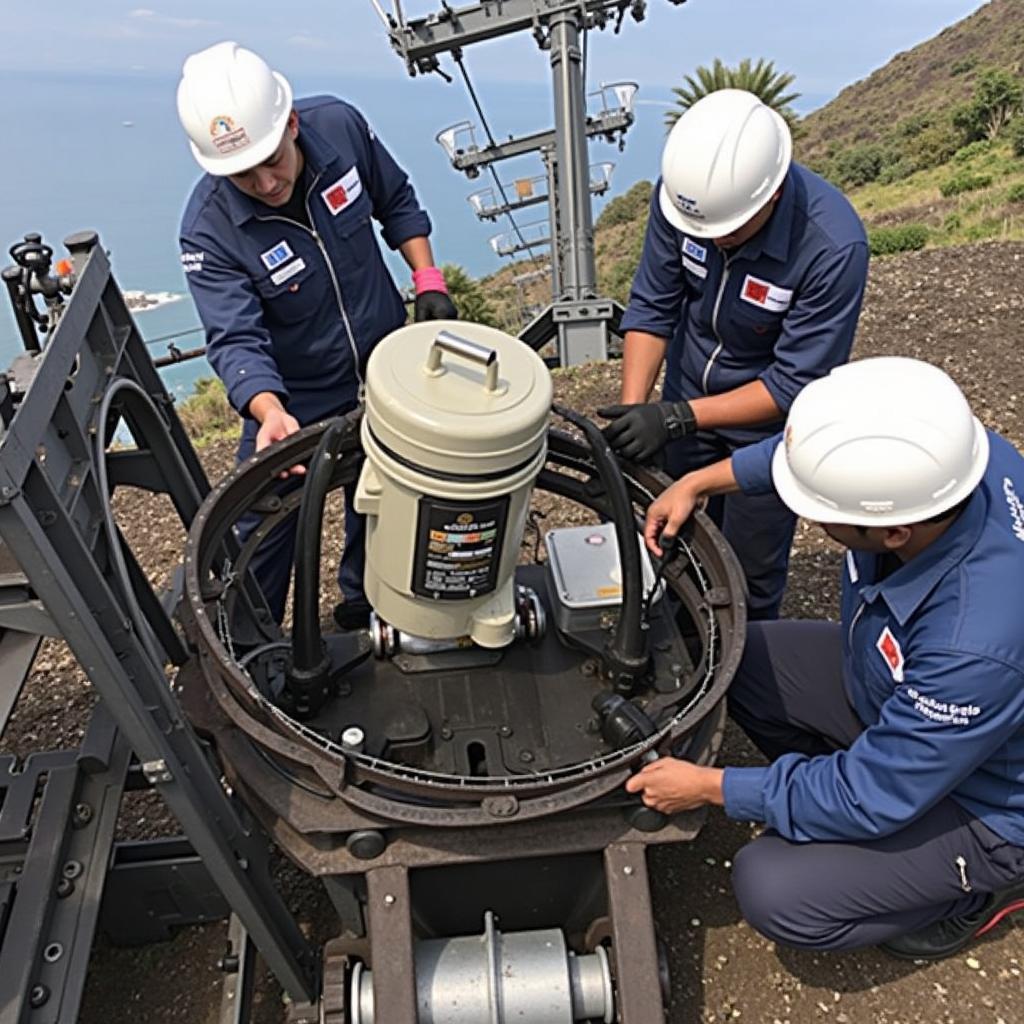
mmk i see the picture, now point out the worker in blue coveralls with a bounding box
[177,42,456,629]
[633,357,1024,959]
[599,89,869,621]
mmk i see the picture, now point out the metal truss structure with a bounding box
[384,1,686,366]
[0,232,319,1023]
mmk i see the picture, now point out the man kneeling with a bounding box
[632,356,1024,959]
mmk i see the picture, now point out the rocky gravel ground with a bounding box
[4,241,1024,1022]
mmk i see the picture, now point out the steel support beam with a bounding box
[451,109,631,172]
[390,0,685,71]
[0,233,317,1005]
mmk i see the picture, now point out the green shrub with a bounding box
[876,158,917,185]
[833,143,887,187]
[867,224,929,256]
[177,377,237,445]
[1009,117,1024,158]
[952,68,1024,144]
[595,180,653,230]
[902,121,962,170]
[950,55,978,77]
[895,113,932,139]
[952,139,992,163]
[1006,182,1024,204]
[940,172,993,197]
[963,218,1004,241]
[943,213,963,231]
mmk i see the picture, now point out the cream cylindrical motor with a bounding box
[354,321,552,649]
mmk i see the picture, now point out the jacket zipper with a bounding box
[702,254,734,394]
[255,173,365,399]
[847,601,865,648]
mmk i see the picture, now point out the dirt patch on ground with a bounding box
[5,242,1024,1022]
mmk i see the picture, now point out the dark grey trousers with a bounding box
[726,620,1024,950]
[665,431,795,621]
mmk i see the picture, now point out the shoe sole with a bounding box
[882,897,1024,961]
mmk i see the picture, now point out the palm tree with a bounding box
[665,58,800,130]
[439,264,502,328]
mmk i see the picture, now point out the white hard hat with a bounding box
[771,357,989,527]
[176,41,294,176]
[658,89,792,238]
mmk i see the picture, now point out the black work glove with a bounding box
[414,290,458,322]
[597,400,697,463]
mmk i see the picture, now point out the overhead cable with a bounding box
[451,51,548,269]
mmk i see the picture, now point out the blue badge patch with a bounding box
[260,241,294,271]
[682,237,707,263]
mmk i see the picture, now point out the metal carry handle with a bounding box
[425,329,501,393]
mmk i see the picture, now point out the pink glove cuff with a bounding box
[412,266,448,295]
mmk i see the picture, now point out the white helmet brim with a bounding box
[770,419,990,528]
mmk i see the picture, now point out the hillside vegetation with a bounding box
[798,0,1024,167]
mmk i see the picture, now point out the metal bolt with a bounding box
[670,662,684,676]
[519,750,534,764]
[218,952,241,974]
[440,726,453,741]
[56,877,74,899]
[384,894,396,906]
[623,866,634,876]
[29,985,49,1008]
[498,725,512,737]
[62,860,83,880]
[72,803,93,827]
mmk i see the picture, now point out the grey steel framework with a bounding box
[0,232,318,1023]
[386,0,686,366]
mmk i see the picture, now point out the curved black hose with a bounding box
[291,419,350,672]
[552,405,648,688]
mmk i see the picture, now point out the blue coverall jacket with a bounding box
[179,96,431,614]
[620,163,869,619]
[620,163,869,442]
[180,95,431,445]
[725,430,1024,847]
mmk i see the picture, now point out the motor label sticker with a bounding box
[412,497,510,600]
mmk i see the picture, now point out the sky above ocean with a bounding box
[0,0,986,391]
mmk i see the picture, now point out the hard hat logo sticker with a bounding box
[674,193,703,218]
[208,114,250,155]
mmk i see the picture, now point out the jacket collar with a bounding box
[860,488,987,627]
[223,115,344,227]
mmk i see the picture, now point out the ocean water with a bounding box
[0,65,672,403]
[0,70,216,401]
